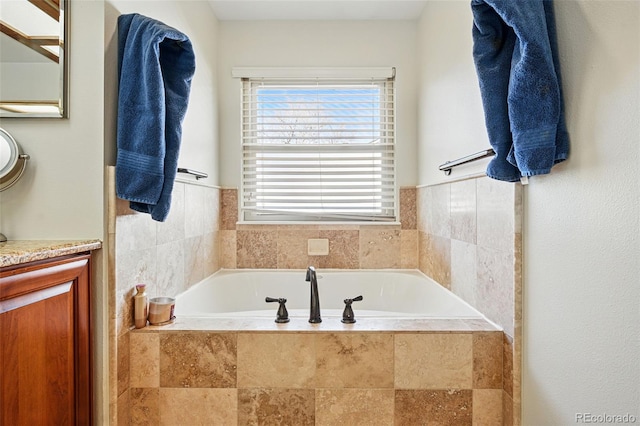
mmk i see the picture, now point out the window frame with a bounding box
[236,68,397,224]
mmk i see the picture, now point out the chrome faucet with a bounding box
[306,266,321,323]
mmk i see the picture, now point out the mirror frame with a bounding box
[0,0,69,118]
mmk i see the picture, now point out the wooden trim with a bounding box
[28,0,60,21]
[0,256,89,300]
[0,21,59,63]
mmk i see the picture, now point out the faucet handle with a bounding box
[341,295,363,324]
[305,266,316,282]
[265,297,290,323]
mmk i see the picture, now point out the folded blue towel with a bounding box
[116,13,195,221]
[471,0,569,182]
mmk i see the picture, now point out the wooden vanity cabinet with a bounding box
[0,253,92,425]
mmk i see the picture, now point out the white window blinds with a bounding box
[241,74,396,222]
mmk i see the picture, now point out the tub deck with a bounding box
[140,314,500,333]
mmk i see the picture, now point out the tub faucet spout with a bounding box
[306,266,322,323]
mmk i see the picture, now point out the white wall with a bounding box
[524,1,639,422]
[417,1,640,423]
[104,0,220,186]
[416,1,490,185]
[0,0,105,240]
[217,20,418,187]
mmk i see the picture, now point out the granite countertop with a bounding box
[0,239,102,268]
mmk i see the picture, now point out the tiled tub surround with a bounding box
[125,321,503,425]
[108,171,521,425]
[416,177,522,426]
[107,166,223,425]
[219,187,419,270]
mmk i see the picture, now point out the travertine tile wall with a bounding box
[109,170,520,425]
[416,176,523,426]
[127,329,503,425]
[107,166,222,425]
[219,187,418,269]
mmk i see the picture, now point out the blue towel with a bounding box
[471,0,569,182]
[116,13,195,221]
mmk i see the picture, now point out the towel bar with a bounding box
[177,168,208,180]
[439,148,495,175]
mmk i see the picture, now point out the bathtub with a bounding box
[174,269,484,320]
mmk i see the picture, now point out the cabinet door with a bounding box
[1,255,91,425]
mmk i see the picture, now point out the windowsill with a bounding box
[236,221,402,227]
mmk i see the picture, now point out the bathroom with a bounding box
[0,0,638,425]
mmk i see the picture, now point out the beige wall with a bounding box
[416,1,640,424]
[0,0,105,240]
[216,19,419,187]
[104,0,220,185]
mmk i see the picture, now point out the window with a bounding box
[239,69,396,222]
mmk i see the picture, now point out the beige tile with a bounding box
[220,230,237,268]
[115,195,136,217]
[221,188,238,230]
[316,389,394,426]
[400,186,417,230]
[115,246,156,328]
[156,183,185,245]
[426,184,451,238]
[315,229,359,269]
[400,230,418,269]
[416,186,428,233]
[130,388,159,426]
[395,389,472,425]
[451,178,477,244]
[418,231,428,276]
[395,333,473,389]
[359,228,401,269]
[117,389,130,426]
[155,240,185,298]
[503,333,514,398]
[130,332,160,388]
[502,390,514,426]
[419,233,451,288]
[238,388,314,425]
[184,235,205,287]
[109,315,119,423]
[472,332,502,389]
[116,212,157,252]
[473,389,502,425]
[236,224,274,231]
[514,233,523,324]
[237,333,315,388]
[117,331,130,396]
[315,334,394,388]
[203,231,220,277]
[159,388,237,426]
[184,184,205,239]
[237,230,278,269]
[159,332,237,388]
[451,239,477,305]
[107,232,117,321]
[476,246,514,336]
[512,324,522,426]
[204,186,221,234]
[277,228,319,269]
[476,177,516,252]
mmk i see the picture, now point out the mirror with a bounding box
[0,127,30,191]
[0,0,68,118]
